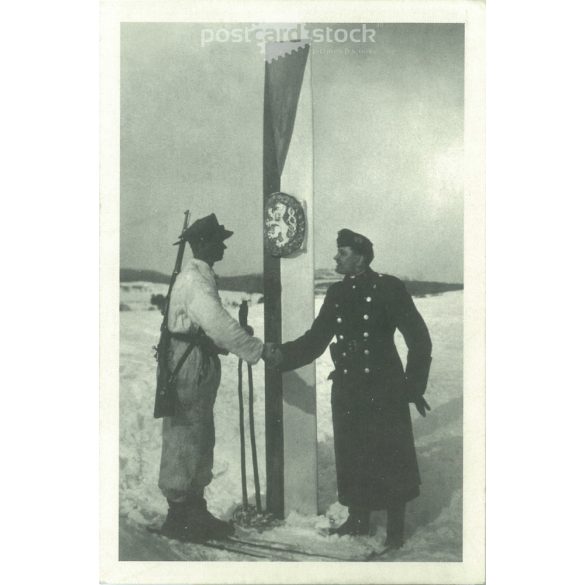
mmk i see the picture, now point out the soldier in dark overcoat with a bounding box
[276,229,432,548]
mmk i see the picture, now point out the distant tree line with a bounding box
[121,269,170,284]
[122,268,462,298]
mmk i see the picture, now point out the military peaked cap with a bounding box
[174,213,233,245]
[337,228,374,264]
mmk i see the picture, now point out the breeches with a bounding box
[158,340,221,502]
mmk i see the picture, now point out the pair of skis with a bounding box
[147,524,391,561]
[237,301,262,513]
[204,533,393,562]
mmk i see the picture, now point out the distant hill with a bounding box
[401,280,463,297]
[220,274,264,293]
[120,268,463,297]
[314,274,462,296]
[120,269,170,284]
[120,268,263,294]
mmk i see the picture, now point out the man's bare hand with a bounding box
[414,397,431,418]
[262,343,283,368]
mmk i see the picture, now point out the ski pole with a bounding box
[247,360,262,512]
[240,300,262,513]
[237,302,248,510]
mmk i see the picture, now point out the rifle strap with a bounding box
[169,341,197,384]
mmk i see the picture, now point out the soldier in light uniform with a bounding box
[158,213,270,542]
[275,229,432,548]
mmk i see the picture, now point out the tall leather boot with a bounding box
[386,501,406,549]
[330,507,370,536]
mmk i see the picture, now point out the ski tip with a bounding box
[367,545,401,561]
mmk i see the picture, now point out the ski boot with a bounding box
[160,500,209,543]
[198,500,235,539]
[160,498,234,543]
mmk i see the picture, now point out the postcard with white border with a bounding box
[100,1,485,583]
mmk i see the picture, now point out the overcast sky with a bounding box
[120,23,463,282]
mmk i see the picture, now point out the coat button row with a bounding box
[336,314,372,321]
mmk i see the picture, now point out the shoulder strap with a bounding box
[168,341,197,386]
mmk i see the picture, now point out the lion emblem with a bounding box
[264,193,306,257]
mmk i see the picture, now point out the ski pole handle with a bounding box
[239,300,249,327]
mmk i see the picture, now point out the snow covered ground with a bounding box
[118,283,463,561]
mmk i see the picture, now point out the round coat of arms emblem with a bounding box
[264,192,306,257]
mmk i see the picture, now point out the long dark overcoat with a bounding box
[280,268,432,510]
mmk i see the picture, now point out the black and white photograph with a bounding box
[8,1,585,585]
[100,1,485,583]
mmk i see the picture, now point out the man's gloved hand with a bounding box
[243,325,254,336]
[262,342,283,368]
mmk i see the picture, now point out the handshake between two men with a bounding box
[261,342,283,369]
[240,324,282,368]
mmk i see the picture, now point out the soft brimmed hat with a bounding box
[337,228,374,264]
[174,213,233,245]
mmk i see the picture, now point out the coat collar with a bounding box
[185,258,219,283]
[343,266,377,284]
